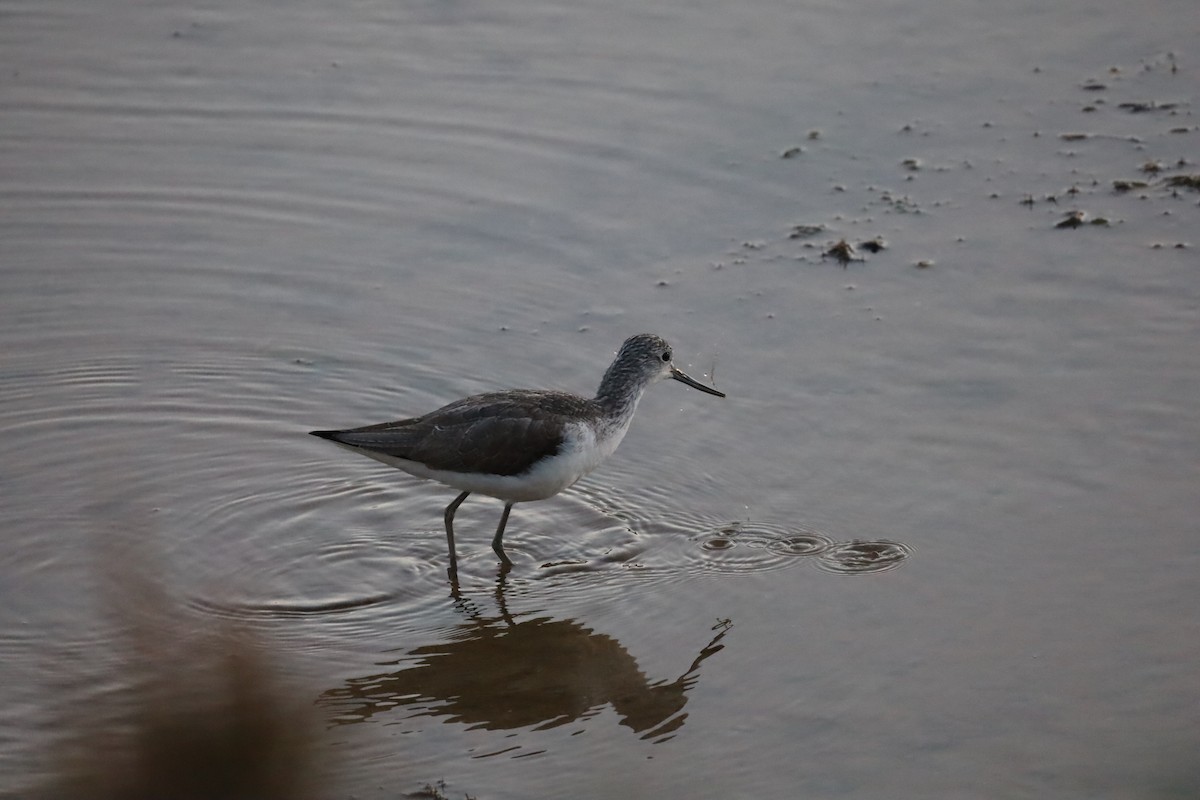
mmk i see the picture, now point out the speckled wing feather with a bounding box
[315,390,600,476]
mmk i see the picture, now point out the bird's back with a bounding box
[312,390,601,477]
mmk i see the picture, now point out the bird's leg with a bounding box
[443,491,470,573]
[491,502,515,566]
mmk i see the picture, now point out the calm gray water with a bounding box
[3,0,1198,797]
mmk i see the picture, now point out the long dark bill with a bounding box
[670,367,726,397]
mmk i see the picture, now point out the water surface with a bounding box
[2,0,1198,797]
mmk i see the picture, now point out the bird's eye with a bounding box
[661,351,671,362]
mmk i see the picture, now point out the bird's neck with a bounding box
[594,367,648,423]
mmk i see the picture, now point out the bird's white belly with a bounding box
[340,418,631,503]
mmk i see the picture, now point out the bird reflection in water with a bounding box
[319,576,731,743]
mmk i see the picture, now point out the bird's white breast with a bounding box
[496,416,632,502]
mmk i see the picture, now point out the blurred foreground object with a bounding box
[36,550,322,800]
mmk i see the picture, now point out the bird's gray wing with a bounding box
[312,391,597,476]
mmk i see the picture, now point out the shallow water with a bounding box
[3,0,1199,797]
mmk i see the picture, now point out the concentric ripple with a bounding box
[813,540,914,575]
[686,520,836,575]
[587,485,915,580]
